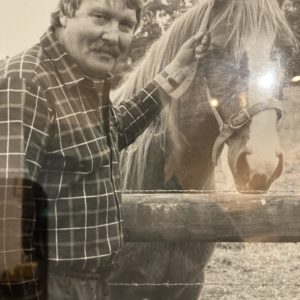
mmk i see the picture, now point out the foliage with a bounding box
[123,0,300,78]
[283,0,300,42]
[127,0,300,63]
[128,0,198,63]
[282,0,300,76]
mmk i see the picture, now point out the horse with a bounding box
[109,0,297,299]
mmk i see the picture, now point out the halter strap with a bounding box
[205,84,283,165]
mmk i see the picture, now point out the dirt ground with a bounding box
[200,87,300,299]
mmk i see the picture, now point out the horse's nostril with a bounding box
[249,174,269,191]
[235,152,284,192]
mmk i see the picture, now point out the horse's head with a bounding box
[113,0,297,193]
[200,0,296,192]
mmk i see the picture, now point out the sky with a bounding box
[0,0,57,58]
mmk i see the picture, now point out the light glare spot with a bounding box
[257,71,276,89]
[210,99,219,107]
[291,75,300,83]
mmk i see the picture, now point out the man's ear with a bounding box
[59,13,68,27]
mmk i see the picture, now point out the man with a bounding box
[0,0,208,299]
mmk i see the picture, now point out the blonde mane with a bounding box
[112,0,296,190]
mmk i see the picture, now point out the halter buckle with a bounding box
[227,108,251,129]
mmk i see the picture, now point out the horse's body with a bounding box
[109,1,296,299]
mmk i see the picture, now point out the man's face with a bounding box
[59,0,137,78]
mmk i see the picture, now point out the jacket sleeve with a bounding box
[0,77,50,299]
[113,81,166,150]
[112,63,197,150]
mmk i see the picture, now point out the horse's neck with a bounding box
[120,75,221,192]
[163,85,220,191]
[164,119,218,190]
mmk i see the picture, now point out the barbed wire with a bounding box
[123,189,300,194]
[109,282,300,287]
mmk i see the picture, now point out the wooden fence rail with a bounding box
[122,193,300,242]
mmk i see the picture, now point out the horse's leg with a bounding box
[110,242,215,300]
[151,242,216,300]
[109,242,169,300]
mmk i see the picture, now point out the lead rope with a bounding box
[204,78,226,131]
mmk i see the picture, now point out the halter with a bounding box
[204,83,283,165]
[198,0,284,166]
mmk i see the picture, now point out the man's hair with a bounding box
[51,0,143,29]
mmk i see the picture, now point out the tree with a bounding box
[282,0,300,77]
[282,0,300,42]
[112,0,197,85]
[112,0,300,82]
[129,0,198,62]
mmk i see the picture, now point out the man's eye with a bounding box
[120,22,135,32]
[94,14,108,22]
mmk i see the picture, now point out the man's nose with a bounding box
[102,21,119,44]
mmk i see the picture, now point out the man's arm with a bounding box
[0,77,50,299]
[113,32,210,150]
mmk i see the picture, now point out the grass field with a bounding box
[200,243,300,299]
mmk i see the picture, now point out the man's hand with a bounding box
[172,32,210,68]
[154,32,210,100]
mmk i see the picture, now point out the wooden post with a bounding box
[122,193,300,242]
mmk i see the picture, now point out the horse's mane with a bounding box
[112,0,296,190]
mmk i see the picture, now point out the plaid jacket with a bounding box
[0,27,167,299]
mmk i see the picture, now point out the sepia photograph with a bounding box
[0,0,300,299]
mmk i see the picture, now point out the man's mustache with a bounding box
[90,44,120,58]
